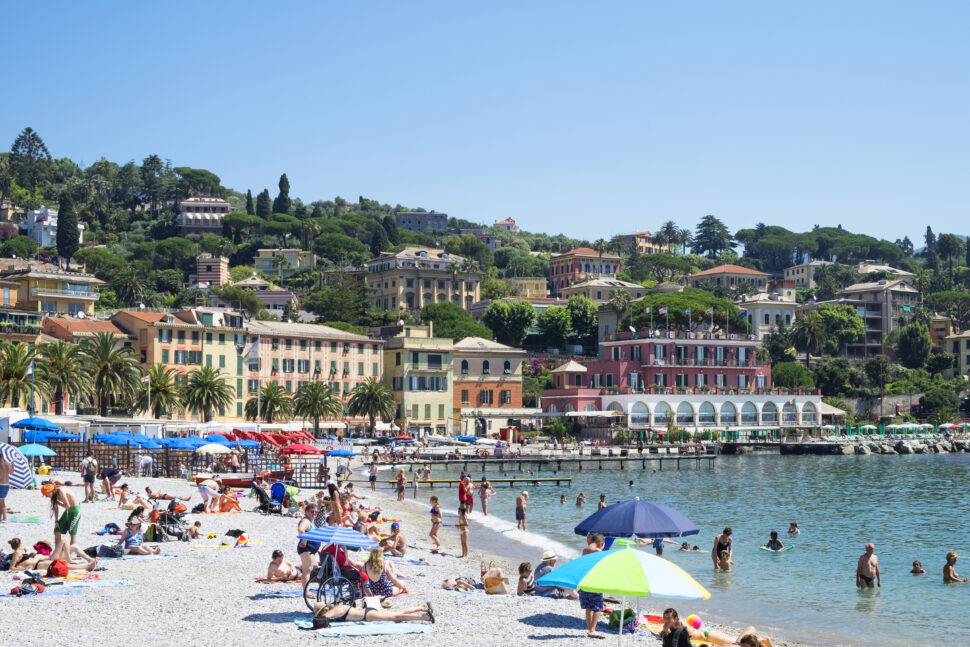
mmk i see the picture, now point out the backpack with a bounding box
[97,544,124,558]
[144,525,156,542]
[84,458,97,477]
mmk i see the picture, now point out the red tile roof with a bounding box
[690,264,770,277]
[557,247,621,258]
[44,318,127,335]
[117,311,167,323]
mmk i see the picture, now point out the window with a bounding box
[177,330,185,343]
[236,379,242,398]
[424,403,431,419]
[331,342,337,352]
[330,360,337,374]
[159,329,172,343]
[482,360,490,375]
[427,354,442,370]
[500,390,511,404]
[392,377,403,391]
[358,362,364,376]
[219,355,225,369]
[192,331,199,343]
[764,313,770,325]
[372,362,379,376]
[461,389,469,404]
[358,343,364,353]
[479,390,493,405]
[218,333,225,344]
[342,361,349,375]
[161,349,169,363]
[412,404,419,419]
[285,380,292,392]
[205,332,213,344]
[247,379,259,392]
[461,359,469,374]
[411,351,419,365]
[504,360,512,374]
[298,359,309,373]
[315,341,321,351]
[205,354,212,367]
[300,340,307,350]
[438,404,445,420]
[395,352,401,366]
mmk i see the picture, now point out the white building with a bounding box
[597,393,822,430]
[737,291,797,339]
[24,207,84,248]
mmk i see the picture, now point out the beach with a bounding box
[0,464,817,647]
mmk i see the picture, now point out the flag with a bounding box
[738,309,747,317]
[24,360,32,376]
[683,308,691,316]
[658,307,667,315]
[704,307,713,316]
[643,307,651,314]
[244,340,260,359]
[141,375,150,383]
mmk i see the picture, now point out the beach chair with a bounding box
[250,485,282,515]
[269,482,290,510]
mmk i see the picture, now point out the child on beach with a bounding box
[517,562,536,595]
[429,496,442,553]
[456,504,469,558]
[188,521,202,539]
[910,560,925,575]
[717,550,732,571]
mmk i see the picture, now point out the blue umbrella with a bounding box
[168,439,198,450]
[456,435,479,443]
[11,417,60,432]
[138,440,161,450]
[229,439,260,449]
[21,430,51,443]
[205,434,231,444]
[324,449,356,457]
[297,526,376,549]
[46,432,80,441]
[17,443,57,457]
[96,435,133,446]
[0,442,34,489]
[574,498,699,539]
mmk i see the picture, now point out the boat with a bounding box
[194,469,292,488]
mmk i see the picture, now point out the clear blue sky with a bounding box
[6,2,969,243]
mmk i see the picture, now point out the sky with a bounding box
[5,2,970,244]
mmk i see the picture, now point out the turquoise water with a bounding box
[455,454,970,646]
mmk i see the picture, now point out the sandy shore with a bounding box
[0,468,818,647]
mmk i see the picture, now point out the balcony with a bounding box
[0,324,40,336]
[33,287,99,300]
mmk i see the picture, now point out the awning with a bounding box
[820,402,847,416]
[375,422,399,431]
[564,410,624,417]
[317,421,347,429]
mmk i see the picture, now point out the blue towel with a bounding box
[2,589,84,597]
[293,619,435,636]
[119,554,177,561]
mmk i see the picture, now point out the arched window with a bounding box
[631,401,649,425]
[504,360,511,374]
[720,402,737,424]
[676,402,694,424]
[762,402,778,423]
[801,402,817,423]
[584,403,598,412]
[741,402,758,424]
[654,402,672,424]
[782,402,798,423]
[482,360,490,375]
[562,404,574,413]
[698,402,716,424]
[460,359,469,375]
[547,404,558,413]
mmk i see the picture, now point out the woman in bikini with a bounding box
[429,495,442,552]
[456,504,469,558]
[297,503,321,588]
[363,548,408,597]
[478,477,495,516]
[311,601,433,625]
[145,487,192,502]
[116,484,152,510]
[395,470,407,502]
[7,538,98,572]
[712,527,733,568]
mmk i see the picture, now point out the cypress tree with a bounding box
[256,189,271,219]
[245,189,254,215]
[272,173,291,214]
[56,190,80,269]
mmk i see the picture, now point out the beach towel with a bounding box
[259,589,311,597]
[7,516,42,524]
[194,540,263,548]
[254,578,302,584]
[293,619,435,636]
[58,579,132,589]
[118,554,177,561]
[14,573,100,582]
[1,588,84,597]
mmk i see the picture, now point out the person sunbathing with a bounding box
[145,487,192,501]
[662,608,773,646]
[116,484,153,510]
[266,549,301,581]
[363,548,408,597]
[310,601,434,626]
[8,538,99,572]
[120,520,161,555]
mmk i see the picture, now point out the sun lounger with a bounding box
[293,619,435,636]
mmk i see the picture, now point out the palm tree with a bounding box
[182,366,235,422]
[81,332,142,416]
[134,364,183,419]
[608,289,632,328]
[37,340,89,415]
[660,220,678,252]
[245,382,293,423]
[347,377,396,435]
[294,381,343,436]
[676,227,692,255]
[0,342,41,410]
[790,311,827,369]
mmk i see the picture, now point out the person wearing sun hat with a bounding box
[533,549,578,600]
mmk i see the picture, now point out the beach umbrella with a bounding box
[0,441,34,489]
[46,432,80,440]
[17,443,56,457]
[297,525,377,549]
[279,443,322,455]
[229,439,260,449]
[168,439,198,450]
[195,443,231,454]
[138,440,161,450]
[97,435,134,446]
[21,430,51,443]
[204,433,231,445]
[324,449,356,457]
[456,435,479,443]
[11,417,60,432]
[575,498,699,539]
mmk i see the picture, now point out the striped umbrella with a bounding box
[0,441,35,489]
[297,525,377,549]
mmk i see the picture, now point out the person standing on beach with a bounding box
[479,477,495,515]
[0,453,12,523]
[463,475,475,513]
[515,491,528,530]
[395,469,406,502]
[458,475,468,510]
[369,461,378,492]
[411,470,419,499]
[456,504,469,558]
[598,494,606,510]
[43,483,79,562]
[297,503,320,588]
[712,528,733,569]
[579,533,606,639]
[429,495,442,552]
[78,452,98,503]
[856,543,881,588]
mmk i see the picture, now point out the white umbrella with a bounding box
[860,425,877,431]
[821,424,837,431]
[195,443,231,454]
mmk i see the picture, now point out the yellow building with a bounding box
[364,247,482,313]
[615,231,671,255]
[559,278,648,302]
[506,277,548,298]
[254,248,317,278]
[0,262,104,316]
[381,323,454,435]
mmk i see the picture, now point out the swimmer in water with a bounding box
[763,531,785,551]
[911,560,925,575]
[576,492,586,506]
[628,480,633,488]
[560,494,566,504]
[788,522,800,535]
[679,542,690,552]
[944,552,968,583]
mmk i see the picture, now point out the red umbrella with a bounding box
[393,435,414,441]
[279,443,322,455]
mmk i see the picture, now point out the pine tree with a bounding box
[256,189,271,219]
[370,227,389,256]
[245,189,254,215]
[272,173,291,214]
[10,127,52,197]
[691,214,735,259]
[924,226,936,254]
[56,190,80,269]
[382,215,400,245]
[310,204,325,219]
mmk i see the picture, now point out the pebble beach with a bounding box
[0,467,817,647]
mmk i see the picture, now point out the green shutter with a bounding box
[412,404,418,419]
[162,349,169,363]
[206,354,212,367]
[236,379,242,397]
[372,362,378,376]
[438,404,445,419]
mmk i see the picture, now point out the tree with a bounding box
[0,235,39,260]
[924,226,936,255]
[273,173,292,214]
[761,322,796,365]
[691,215,735,258]
[608,289,632,324]
[245,189,254,215]
[0,342,40,410]
[419,302,493,341]
[37,340,88,415]
[926,352,954,375]
[936,233,965,288]
[920,384,959,424]
[10,127,52,196]
[245,382,293,423]
[81,332,142,416]
[54,190,79,269]
[481,300,536,347]
[812,356,853,396]
[182,366,235,422]
[771,362,815,389]
[537,306,572,349]
[369,227,389,256]
[895,322,932,369]
[347,377,396,434]
[301,273,366,325]
[894,236,913,256]
[926,292,970,330]
[140,154,166,216]
[790,311,827,368]
[134,364,183,418]
[256,189,272,219]
[816,304,865,354]
[566,296,598,342]
[293,382,343,436]
[381,215,400,245]
[812,264,860,301]
[863,354,892,415]
[480,278,517,300]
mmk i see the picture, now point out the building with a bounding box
[243,320,383,420]
[783,260,832,289]
[212,274,297,317]
[834,279,921,359]
[177,195,232,235]
[23,206,84,248]
[394,211,447,233]
[0,262,104,316]
[559,278,648,302]
[364,247,481,312]
[943,330,970,377]
[467,296,571,336]
[737,289,797,339]
[0,279,42,345]
[688,264,770,291]
[0,199,23,222]
[505,277,548,299]
[856,261,914,282]
[196,254,229,288]
[42,317,131,345]
[452,336,534,436]
[493,218,519,233]
[380,323,453,436]
[930,315,956,348]
[615,231,670,256]
[549,248,621,295]
[111,308,248,420]
[254,249,317,278]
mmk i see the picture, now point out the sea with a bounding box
[432,453,970,647]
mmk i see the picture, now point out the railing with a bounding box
[606,330,759,342]
[639,357,762,369]
[0,325,41,335]
[33,287,99,299]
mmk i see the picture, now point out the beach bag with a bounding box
[169,502,187,515]
[33,542,52,557]
[97,544,123,558]
[192,503,205,513]
[46,560,68,578]
[144,525,156,542]
[483,566,510,594]
[608,609,636,630]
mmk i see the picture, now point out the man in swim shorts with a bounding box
[43,483,80,561]
[100,467,122,500]
[515,490,528,530]
[0,453,12,523]
[267,549,301,581]
[856,542,881,588]
[198,476,222,513]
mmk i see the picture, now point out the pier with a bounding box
[377,455,716,474]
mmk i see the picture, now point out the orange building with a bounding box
[452,336,534,436]
[549,247,621,295]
